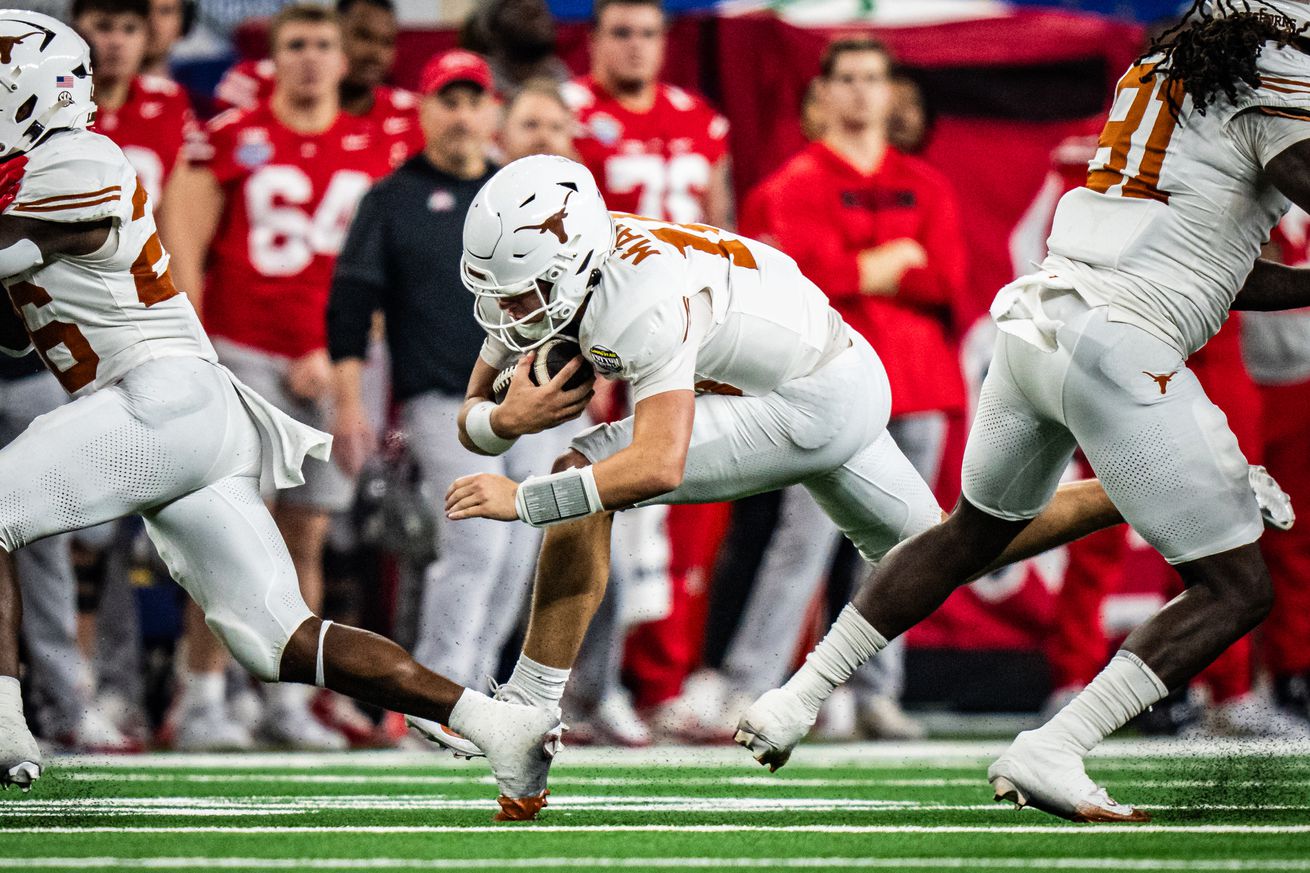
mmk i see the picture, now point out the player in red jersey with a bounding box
[164,4,392,751]
[215,0,421,169]
[563,0,731,228]
[75,0,197,209]
[142,0,187,79]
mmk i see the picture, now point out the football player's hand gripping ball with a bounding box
[492,351,594,437]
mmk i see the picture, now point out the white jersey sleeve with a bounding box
[615,292,710,404]
[2,129,214,397]
[1228,107,1310,168]
[580,231,696,401]
[10,136,132,224]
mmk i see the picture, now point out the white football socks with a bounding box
[181,671,225,710]
[0,676,22,716]
[506,653,570,710]
[1041,651,1168,755]
[265,682,310,713]
[782,604,888,717]
[448,687,495,738]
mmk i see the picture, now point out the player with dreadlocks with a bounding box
[738,0,1310,822]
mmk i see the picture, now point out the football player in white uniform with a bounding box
[0,11,558,818]
[741,0,1310,823]
[439,154,1160,781]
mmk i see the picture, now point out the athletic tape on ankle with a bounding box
[515,465,604,527]
[315,620,334,688]
[466,401,516,455]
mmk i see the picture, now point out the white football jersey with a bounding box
[3,128,214,397]
[481,214,849,403]
[1041,45,1310,357]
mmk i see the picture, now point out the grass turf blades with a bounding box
[1,741,1307,871]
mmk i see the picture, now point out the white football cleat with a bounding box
[62,707,142,754]
[1206,693,1310,739]
[258,704,348,751]
[405,717,484,758]
[412,696,564,821]
[591,690,651,748]
[857,694,927,740]
[173,701,254,752]
[404,680,563,760]
[734,687,817,772]
[988,730,1150,823]
[0,708,41,791]
[1251,465,1295,531]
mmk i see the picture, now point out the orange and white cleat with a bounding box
[495,788,550,822]
[988,731,1150,823]
[406,716,485,759]
[419,691,565,821]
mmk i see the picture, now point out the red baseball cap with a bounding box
[420,50,494,96]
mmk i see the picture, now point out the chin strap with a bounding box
[315,620,334,688]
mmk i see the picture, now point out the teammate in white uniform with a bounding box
[740,0,1310,823]
[0,12,558,818]
[438,155,1141,782]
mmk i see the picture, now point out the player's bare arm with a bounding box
[161,162,223,311]
[858,238,927,295]
[0,213,113,278]
[1232,138,1310,310]
[447,386,692,521]
[330,357,373,476]
[455,352,593,456]
[706,156,735,229]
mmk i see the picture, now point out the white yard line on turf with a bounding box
[52,773,1310,789]
[10,824,1310,835]
[49,738,1310,770]
[7,797,1310,815]
[4,859,1310,871]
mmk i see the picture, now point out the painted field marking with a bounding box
[10,824,1310,835]
[3,859,1310,871]
[7,796,1310,816]
[50,739,1310,771]
[51,773,1310,789]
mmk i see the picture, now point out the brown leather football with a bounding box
[491,338,594,403]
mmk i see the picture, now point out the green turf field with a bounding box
[3,740,1308,871]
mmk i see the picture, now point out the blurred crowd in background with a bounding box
[9,0,1310,756]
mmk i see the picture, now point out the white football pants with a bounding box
[0,356,311,681]
[572,334,944,567]
[964,292,1261,564]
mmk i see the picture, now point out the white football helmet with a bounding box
[0,11,95,159]
[462,155,615,352]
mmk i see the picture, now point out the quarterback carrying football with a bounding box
[439,154,1199,789]
[0,11,556,818]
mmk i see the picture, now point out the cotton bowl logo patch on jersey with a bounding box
[589,113,622,147]
[588,345,622,374]
[428,189,455,212]
[236,129,272,169]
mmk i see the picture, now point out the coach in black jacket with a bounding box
[328,50,561,689]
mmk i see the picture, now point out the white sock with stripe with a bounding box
[1041,650,1169,755]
